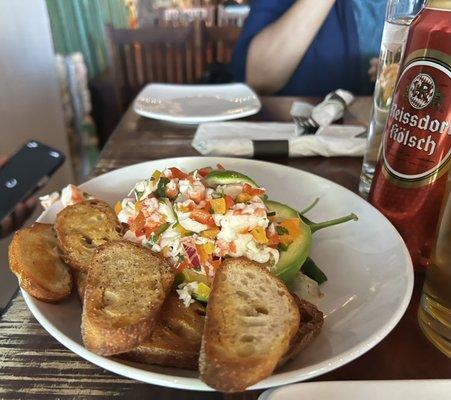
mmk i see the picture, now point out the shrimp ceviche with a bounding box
[114,165,357,306]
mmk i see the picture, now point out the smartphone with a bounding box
[0,140,65,221]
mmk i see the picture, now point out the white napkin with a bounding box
[192,122,366,157]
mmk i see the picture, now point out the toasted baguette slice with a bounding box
[278,295,323,368]
[199,258,300,392]
[73,270,87,303]
[8,223,72,302]
[82,240,174,356]
[123,291,206,369]
[54,200,122,271]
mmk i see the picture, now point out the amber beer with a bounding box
[368,0,451,269]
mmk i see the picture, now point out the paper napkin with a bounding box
[192,122,366,158]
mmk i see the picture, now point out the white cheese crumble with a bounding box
[39,192,60,210]
[176,282,199,307]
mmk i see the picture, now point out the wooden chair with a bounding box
[155,6,215,27]
[106,24,197,112]
[200,21,241,67]
[217,4,250,27]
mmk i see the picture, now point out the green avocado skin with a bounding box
[265,200,312,284]
[205,170,259,188]
[192,292,208,303]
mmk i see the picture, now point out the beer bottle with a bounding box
[368,0,450,269]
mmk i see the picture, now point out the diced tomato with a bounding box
[267,232,281,247]
[198,167,213,177]
[70,188,85,203]
[191,209,215,226]
[144,226,153,238]
[141,220,161,238]
[169,167,188,180]
[211,259,221,269]
[176,259,190,273]
[130,211,145,233]
[242,183,266,197]
[216,163,225,170]
[143,225,156,239]
[224,195,234,209]
[196,201,210,213]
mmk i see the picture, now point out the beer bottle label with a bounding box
[381,49,450,188]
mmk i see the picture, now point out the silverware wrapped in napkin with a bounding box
[291,89,355,135]
[192,122,366,158]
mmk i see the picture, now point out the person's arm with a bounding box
[246,0,336,94]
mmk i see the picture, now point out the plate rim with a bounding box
[258,380,451,400]
[24,156,414,391]
[133,83,262,124]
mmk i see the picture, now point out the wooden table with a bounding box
[1,97,449,399]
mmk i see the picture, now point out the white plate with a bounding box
[259,380,451,400]
[24,157,414,391]
[133,83,261,124]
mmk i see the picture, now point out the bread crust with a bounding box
[199,258,300,392]
[73,270,87,303]
[8,223,72,302]
[122,293,206,369]
[278,295,324,368]
[81,240,174,356]
[54,200,122,271]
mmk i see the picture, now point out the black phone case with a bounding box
[0,140,65,221]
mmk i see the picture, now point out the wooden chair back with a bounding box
[201,22,241,67]
[217,5,250,27]
[106,24,196,111]
[155,6,215,27]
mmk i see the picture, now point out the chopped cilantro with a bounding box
[134,189,144,200]
[277,243,289,252]
[155,177,169,198]
[276,226,289,235]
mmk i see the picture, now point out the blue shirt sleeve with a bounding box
[231,0,295,83]
[231,0,365,96]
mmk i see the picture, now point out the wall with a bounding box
[0,0,73,309]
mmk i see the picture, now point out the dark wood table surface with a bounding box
[1,97,449,399]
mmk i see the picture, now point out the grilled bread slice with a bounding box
[278,295,323,368]
[54,200,122,271]
[199,258,300,392]
[73,270,88,303]
[82,240,174,356]
[123,291,206,369]
[8,223,72,302]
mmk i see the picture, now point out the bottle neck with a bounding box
[426,0,451,10]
